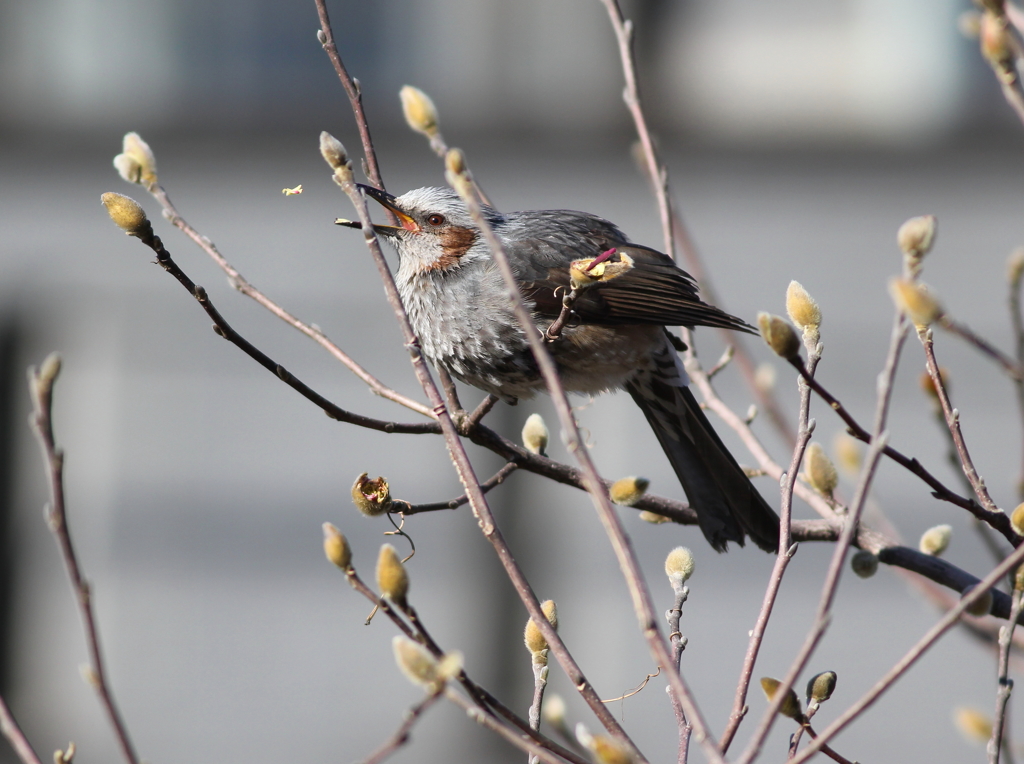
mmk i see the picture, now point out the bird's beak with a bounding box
[334,185,420,235]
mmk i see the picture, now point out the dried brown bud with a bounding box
[889,278,942,327]
[351,473,392,516]
[760,677,803,720]
[804,443,838,497]
[522,413,549,455]
[319,131,348,172]
[665,546,695,586]
[1011,502,1024,536]
[918,524,952,556]
[609,476,649,506]
[569,251,635,289]
[757,313,801,360]
[376,544,409,606]
[101,192,152,238]
[850,550,878,578]
[806,671,837,704]
[322,522,352,570]
[524,599,558,658]
[962,584,993,617]
[120,132,157,186]
[400,85,439,137]
[896,215,937,259]
[785,281,821,334]
[954,706,993,744]
[638,510,671,524]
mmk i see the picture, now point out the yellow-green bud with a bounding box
[804,443,838,497]
[400,85,439,137]
[760,677,803,720]
[962,584,993,617]
[113,153,143,184]
[38,352,62,388]
[832,433,862,477]
[319,131,348,171]
[609,476,649,506]
[918,524,952,556]
[1007,248,1024,287]
[785,281,821,334]
[351,473,392,516]
[588,735,635,764]
[757,313,801,360]
[322,522,352,570]
[524,600,558,658]
[1010,502,1024,536]
[954,706,993,744]
[445,148,466,177]
[850,550,878,578]
[120,132,157,186]
[665,546,695,586]
[1016,562,1024,593]
[638,510,671,524]
[896,215,937,259]
[376,544,409,606]
[806,671,837,704]
[889,278,942,327]
[101,192,152,238]
[522,413,549,455]
[392,636,439,689]
[980,11,1014,71]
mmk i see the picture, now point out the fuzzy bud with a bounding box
[319,131,348,172]
[832,433,862,477]
[588,736,635,764]
[392,636,440,689]
[638,510,671,524]
[918,524,952,556]
[376,544,409,606]
[760,677,803,720]
[806,671,837,704]
[524,600,558,659]
[522,413,549,455]
[322,523,352,570]
[785,281,821,335]
[757,313,801,360]
[665,546,695,587]
[119,132,157,186]
[543,694,567,727]
[351,473,392,516]
[980,11,1014,72]
[1007,248,1024,287]
[400,85,439,137]
[38,352,62,388]
[954,706,993,744]
[1015,562,1024,592]
[889,278,942,327]
[804,443,838,497]
[609,476,649,506]
[445,148,467,178]
[896,215,937,260]
[961,584,993,617]
[101,192,152,238]
[1010,502,1024,536]
[850,550,878,579]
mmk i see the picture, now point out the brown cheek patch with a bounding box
[423,226,476,272]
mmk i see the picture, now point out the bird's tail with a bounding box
[625,334,779,552]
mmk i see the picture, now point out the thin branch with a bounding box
[665,583,692,764]
[528,659,550,764]
[446,160,723,764]
[939,316,1024,380]
[27,359,140,764]
[465,394,500,429]
[789,539,1024,764]
[1009,247,1024,500]
[990,587,1024,764]
[360,691,443,764]
[0,695,43,764]
[395,463,519,515]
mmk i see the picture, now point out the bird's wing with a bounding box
[505,210,752,332]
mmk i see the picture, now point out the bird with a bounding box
[339,185,779,553]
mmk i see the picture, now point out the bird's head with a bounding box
[340,185,497,275]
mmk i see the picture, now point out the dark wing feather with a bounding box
[505,210,753,332]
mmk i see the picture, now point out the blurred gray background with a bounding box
[2,0,1024,762]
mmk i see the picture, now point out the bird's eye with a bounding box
[426,214,445,227]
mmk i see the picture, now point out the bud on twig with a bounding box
[896,215,937,260]
[609,477,649,506]
[1010,502,1024,536]
[319,131,348,172]
[113,132,157,187]
[804,443,838,498]
[392,635,440,689]
[376,544,409,606]
[832,433,862,477]
[322,522,352,570]
[665,547,695,589]
[918,524,952,556]
[522,413,549,455]
[954,706,993,745]
[400,85,439,137]
[760,677,803,720]
[806,671,837,704]
[888,278,942,327]
[351,473,392,516]
[850,550,878,578]
[638,510,671,524]
[980,11,1014,72]
[785,281,821,337]
[524,600,558,661]
[1007,248,1024,287]
[101,192,153,239]
[445,148,467,178]
[757,313,801,360]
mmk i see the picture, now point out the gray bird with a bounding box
[341,185,779,552]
